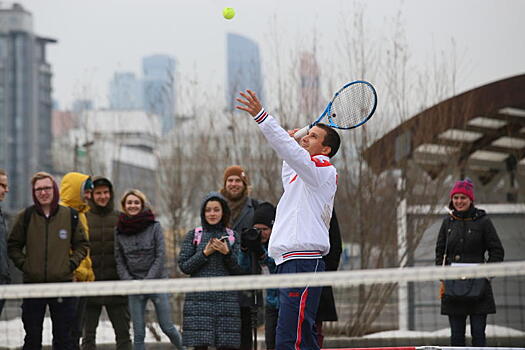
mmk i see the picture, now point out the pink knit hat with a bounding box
[450,178,475,202]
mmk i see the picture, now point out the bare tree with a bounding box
[313,3,466,336]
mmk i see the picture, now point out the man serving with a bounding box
[236,89,340,350]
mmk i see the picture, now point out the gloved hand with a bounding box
[240,234,249,251]
[252,244,266,259]
[439,280,445,299]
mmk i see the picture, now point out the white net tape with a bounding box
[1,260,523,299]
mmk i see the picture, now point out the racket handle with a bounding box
[294,125,309,140]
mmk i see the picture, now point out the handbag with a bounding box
[443,277,487,301]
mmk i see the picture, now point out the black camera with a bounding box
[241,228,262,251]
[243,228,261,242]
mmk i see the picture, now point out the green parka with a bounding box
[8,205,89,283]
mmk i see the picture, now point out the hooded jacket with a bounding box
[178,192,242,348]
[59,172,95,282]
[85,176,120,282]
[8,176,89,283]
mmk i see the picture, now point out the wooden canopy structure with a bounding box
[363,74,525,200]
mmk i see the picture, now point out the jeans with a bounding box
[22,297,76,350]
[128,293,184,350]
[449,314,487,346]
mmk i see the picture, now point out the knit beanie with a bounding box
[82,177,94,193]
[252,202,276,228]
[223,165,249,187]
[450,178,475,202]
[93,177,112,189]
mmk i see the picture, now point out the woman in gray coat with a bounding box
[115,189,184,350]
[178,192,243,350]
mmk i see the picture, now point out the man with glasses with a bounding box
[0,168,10,316]
[8,171,89,349]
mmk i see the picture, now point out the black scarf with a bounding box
[450,205,476,220]
[117,209,155,235]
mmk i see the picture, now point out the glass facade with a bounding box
[0,5,54,212]
[226,33,263,111]
[109,72,144,110]
[142,55,175,135]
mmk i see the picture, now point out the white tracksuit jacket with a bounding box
[253,109,337,266]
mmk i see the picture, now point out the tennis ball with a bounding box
[223,7,235,20]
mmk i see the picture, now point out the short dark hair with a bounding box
[317,123,341,158]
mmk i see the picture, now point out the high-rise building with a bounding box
[226,33,263,111]
[109,72,143,110]
[142,55,175,134]
[72,98,94,114]
[0,3,55,212]
[298,52,321,115]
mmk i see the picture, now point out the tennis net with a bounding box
[0,261,524,348]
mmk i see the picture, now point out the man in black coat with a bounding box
[220,165,261,350]
[315,210,342,348]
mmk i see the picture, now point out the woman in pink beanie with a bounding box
[435,178,504,346]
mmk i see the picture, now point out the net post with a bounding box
[397,175,409,331]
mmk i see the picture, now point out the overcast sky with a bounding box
[14,0,525,110]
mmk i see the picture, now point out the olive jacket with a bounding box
[8,205,89,283]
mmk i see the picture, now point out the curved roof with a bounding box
[363,74,525,181]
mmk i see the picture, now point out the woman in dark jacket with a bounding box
[115,189,184,350]
[178,192,243,350]
[435,178,504,347]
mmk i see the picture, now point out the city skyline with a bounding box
[9,0,525,114]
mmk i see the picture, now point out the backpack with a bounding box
[193,226,235,245]
[23,205,79,239]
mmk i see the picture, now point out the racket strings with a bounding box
[329,83,376,128]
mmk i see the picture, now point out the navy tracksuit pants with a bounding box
[276,259,325,350]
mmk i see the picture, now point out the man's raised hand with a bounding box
[236,89,262,117]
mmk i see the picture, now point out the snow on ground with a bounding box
[362,324,525,338]
[1,318,524,348]
[0,317,177,348]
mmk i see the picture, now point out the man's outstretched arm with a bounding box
[236,90,331,188]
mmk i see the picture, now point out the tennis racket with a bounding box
[294,80,377,140]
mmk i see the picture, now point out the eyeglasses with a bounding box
[34,186,53,193]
